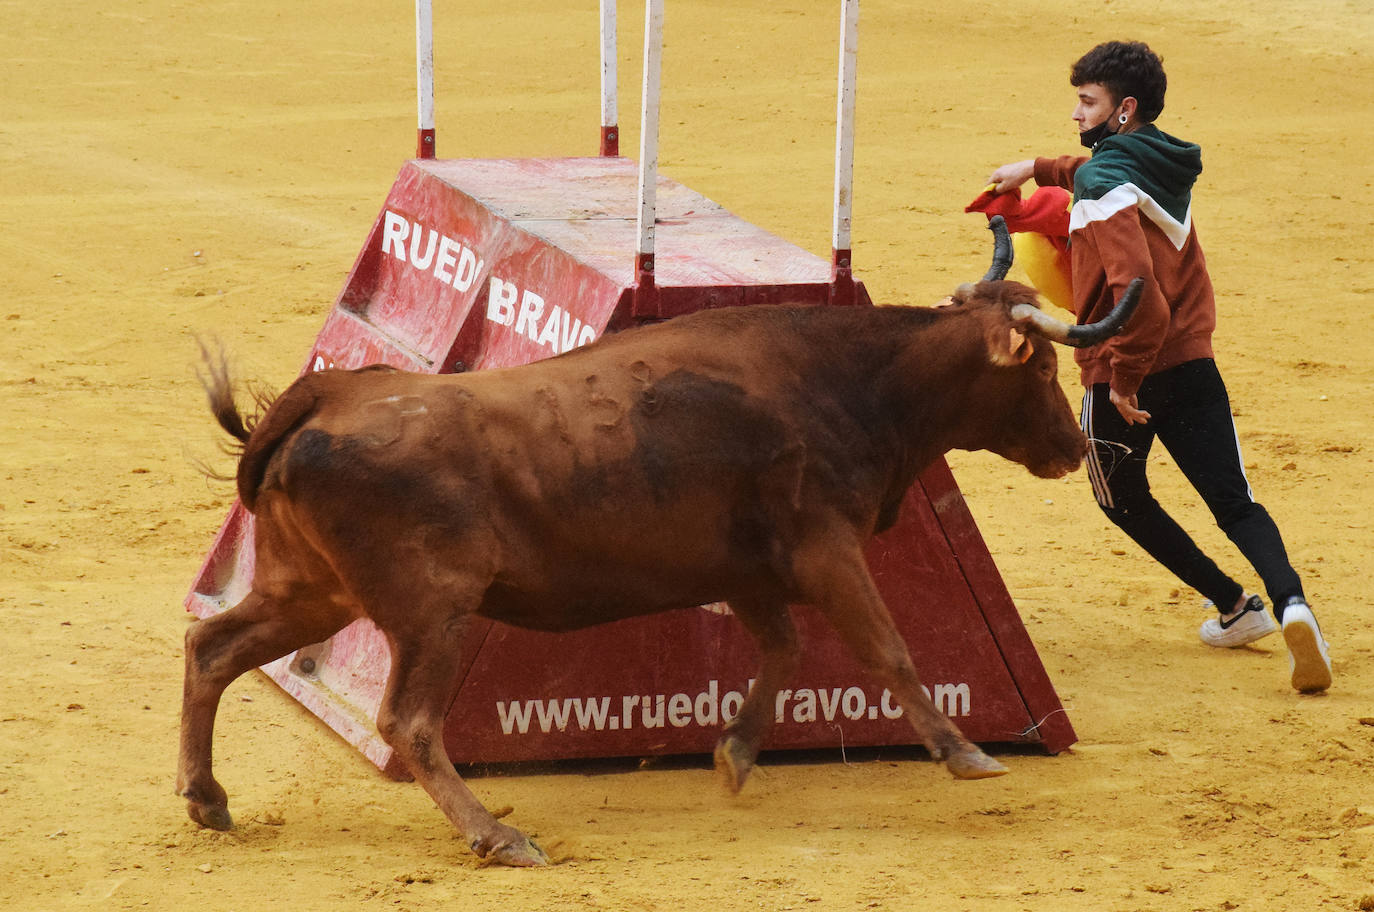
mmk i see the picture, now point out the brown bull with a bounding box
[180,234,1140,867]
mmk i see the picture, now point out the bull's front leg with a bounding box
[795,538,1007,780]
[712,596,800,794]
[376,614,549,867]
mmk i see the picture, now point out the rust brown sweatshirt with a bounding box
[1033,125,1216,397]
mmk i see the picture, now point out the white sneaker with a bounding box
[1199,594,1278,648]
[1281,598,1332,693]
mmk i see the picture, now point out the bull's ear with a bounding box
[1010,328,1034,363]
[988,326,1034,366]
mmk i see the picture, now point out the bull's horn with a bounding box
[1010,277,1145,348]
[982,215,1014,282]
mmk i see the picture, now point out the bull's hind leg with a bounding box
[374,610,548,867]
[795,537,1007,780]
[713,597,800,794]
[178,589,352,829]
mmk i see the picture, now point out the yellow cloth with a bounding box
[1012,233,1073,312]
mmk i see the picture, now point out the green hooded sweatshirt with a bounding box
[1071,125,1203,250]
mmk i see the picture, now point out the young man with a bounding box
[987,41,1331,693]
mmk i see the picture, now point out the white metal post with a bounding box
[634,0,664,313]
[831,0,859,299]
[415,0,436,158]
[600,0,619,155]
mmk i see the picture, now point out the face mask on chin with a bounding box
[1079,119,1114,149]
[1080,102,1126,149]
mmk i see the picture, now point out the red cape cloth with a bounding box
[966,186,1071,254]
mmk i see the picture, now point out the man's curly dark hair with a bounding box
[1071,41,1167,123]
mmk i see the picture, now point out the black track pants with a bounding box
[1080,359,1304,616]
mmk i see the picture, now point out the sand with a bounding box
[3,0,1372,909]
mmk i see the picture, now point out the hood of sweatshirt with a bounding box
[1069,125,1203,250]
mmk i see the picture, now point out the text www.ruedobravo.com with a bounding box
[495,679,972,736]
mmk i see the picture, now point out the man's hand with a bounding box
[988,159,1035,194]
[1110,387,1151,425]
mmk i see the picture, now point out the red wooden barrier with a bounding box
[186,156,1075,778]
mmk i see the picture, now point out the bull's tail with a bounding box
[196,338,259,446]
[196,338,317,513]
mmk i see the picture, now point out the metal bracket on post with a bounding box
[600,0,620,156]
[828,0,859,306]
[830,249,856,308]
[415,0,436,158]
[600,127,620,158]
[631,0,663,318]
[634,251,658,317]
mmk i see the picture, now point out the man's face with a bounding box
[1073,82,1119,134]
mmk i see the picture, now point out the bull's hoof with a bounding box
[945,747,1009,780]
[487,835,550,868]
[471,820,550,868]
[187,801,234,831]
[713,734,755,794]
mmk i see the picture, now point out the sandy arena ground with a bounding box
[3,1,1372,909]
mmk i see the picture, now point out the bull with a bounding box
[179,220,1140,866]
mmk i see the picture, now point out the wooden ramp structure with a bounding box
[185,0,1075,778]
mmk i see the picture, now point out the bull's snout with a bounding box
[1026,427,1088,480]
